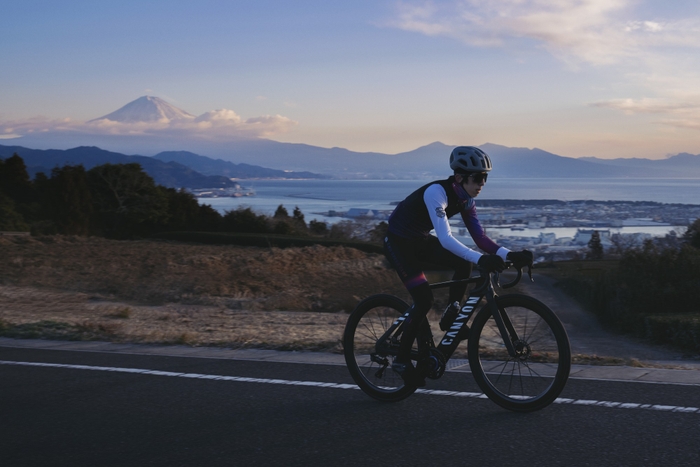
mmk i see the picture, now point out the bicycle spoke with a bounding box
[344,295,418,402]
[469,294,570,412]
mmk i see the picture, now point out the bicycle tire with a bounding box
[343,294,423,402]
[468,294,571,412]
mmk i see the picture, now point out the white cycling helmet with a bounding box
[449,146,492,174]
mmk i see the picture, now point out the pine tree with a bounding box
[587,230,604,260]
[0,153,36,224]
[273,205,289,218]
[0,153,32,202]
[292,206,306,228]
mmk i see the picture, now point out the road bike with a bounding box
[343,264,571,412]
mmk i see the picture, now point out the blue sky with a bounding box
[2,0,700,159]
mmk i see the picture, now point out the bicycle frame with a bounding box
[429,275,484,361]
[345,262,570,410]
[387,268,526,366]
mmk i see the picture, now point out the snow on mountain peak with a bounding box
[89,96,195,124]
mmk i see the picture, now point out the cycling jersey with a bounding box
[388,177,510,264]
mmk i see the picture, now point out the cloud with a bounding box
[391,1,700,66]
[0,108,297,142]
[390,1,700,129]
[591,96,700,131]
[591,97,700,114]
[0,116,85,136]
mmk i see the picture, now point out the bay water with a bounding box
[200,178,700,239]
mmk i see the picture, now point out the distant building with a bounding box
[537,232,556,245]
[345,208,390,220]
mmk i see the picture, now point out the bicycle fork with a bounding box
[485,287,522,359]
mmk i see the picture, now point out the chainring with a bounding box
[426,348,447,380]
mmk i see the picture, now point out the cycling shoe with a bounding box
[392,360,426,388]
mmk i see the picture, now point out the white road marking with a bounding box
[3,360,698,414]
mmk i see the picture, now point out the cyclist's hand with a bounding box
[478,254,506,273]
[507,250,534,269]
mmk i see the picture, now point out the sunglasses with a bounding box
[467,172,488,184]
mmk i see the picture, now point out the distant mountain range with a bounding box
[3,141,700,190]
[163,139,697,179]
[152,151,327,180]
[4,95,700,183]
[0,144,326,189]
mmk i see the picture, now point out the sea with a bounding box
[199,178,700,239]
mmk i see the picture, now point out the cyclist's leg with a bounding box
[415,235,473,303]
[396,282,433,356]
[384,234,434,386]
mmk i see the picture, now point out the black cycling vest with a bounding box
[388,176,471,239]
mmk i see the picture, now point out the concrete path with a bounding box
[521,272,697,362]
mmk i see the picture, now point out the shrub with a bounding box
[221,207,270,233]
[644,314,700,353]
[555,243,700,351]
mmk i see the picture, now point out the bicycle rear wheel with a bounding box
[468,294,571,412]
[343,294,420,402]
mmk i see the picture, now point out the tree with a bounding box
[309,219,328,236]
[195,203,223,232]
[0,153,36,224]
[273,220,294,235]
[0,153,32,202]
[329,220,356,239]
[368,221,389,244]
[221,207,270,233]
[273,205,289,218]
[587,230,604,260]
[292,206,307,232]
[41,165,93,235]
[685,218,700,249]
[292,206,305,224]
[610,232,638,256]
[87,163,169,238]
[158,187,221,232]
[272,204,294,234]
[0,192,30,231]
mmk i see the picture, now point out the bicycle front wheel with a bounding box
[343,294,418,402]
[468,294,571,412]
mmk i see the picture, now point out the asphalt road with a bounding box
[2,346,700,467]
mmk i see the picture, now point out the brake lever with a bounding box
[527,264,534,282]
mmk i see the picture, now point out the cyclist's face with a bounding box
[459,173,487,198]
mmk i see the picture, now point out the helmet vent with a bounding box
[449,146,492,173]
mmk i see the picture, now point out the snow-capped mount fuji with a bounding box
[89,96,195,123]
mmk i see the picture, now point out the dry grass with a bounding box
[0,285,351,350]
[0,235,410,350]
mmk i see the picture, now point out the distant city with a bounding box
[327,199,700,261]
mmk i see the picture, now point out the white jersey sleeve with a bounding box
[423,183,483,264]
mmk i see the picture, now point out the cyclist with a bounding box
[383,146,533,386]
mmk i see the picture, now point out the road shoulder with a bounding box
[3,337,700,386]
